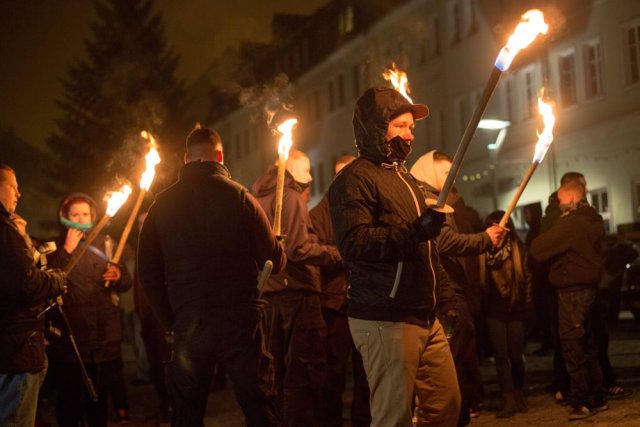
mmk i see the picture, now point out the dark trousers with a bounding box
[321,307,371,427]
[486,318,525,392]
[53,359,119,427]
[446,296,481,427]
[264,292,327,427]
[593,293,615,388]
[140,314,171,409]
[557,288,603,409]
[108,356,129,411]
[167,304,278,427]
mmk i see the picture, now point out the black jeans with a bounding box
[444,296,481,427]
[264,292,327,427]
[557,288,603,409]
[486,318,525,392]
[140,314,171,409]
[167,303,278,427]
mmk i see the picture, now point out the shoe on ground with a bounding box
[554,391,570,406]
[569,406,594,421]
[604,385,633,400]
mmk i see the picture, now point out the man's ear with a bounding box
[216,150,224,164]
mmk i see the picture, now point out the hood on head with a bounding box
[353,87,428,164]
[58,192,98,230]
[410,150,437,188]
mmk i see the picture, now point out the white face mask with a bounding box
[286,156,312,185]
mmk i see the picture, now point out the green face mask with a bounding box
[60,216,93,232]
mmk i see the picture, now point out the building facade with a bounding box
[212,0,640,233]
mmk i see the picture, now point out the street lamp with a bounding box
[479,119,510,210]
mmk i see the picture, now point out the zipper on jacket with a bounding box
[393,165,438,309]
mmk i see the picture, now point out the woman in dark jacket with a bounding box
[47,193,132,427]
[481,211,532,418]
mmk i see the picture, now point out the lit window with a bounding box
[588,187,610,233]
[558,52,578,106]
[583,39,603,99]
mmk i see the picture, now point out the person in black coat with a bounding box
[481,211,532,418]
[328,87,459,426]
[47,192,132,427]
[530,180,606,421]
[138,127,286,427]
[252,148,342,427]
[0,164,67,426]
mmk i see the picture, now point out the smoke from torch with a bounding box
[499,96,556,228]
[383,63,412,102]
[436,9,549,209]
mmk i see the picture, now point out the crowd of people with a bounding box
[0,85,636,426]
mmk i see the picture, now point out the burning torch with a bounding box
[436,9,549,208]
[383,62,413,102]
[499,96,555,228]
[272,116,298,238]
[104,131,161,288]
[64,183,132,275]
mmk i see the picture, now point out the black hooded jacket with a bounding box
[138,161,286,328]
[328,87,451,327]
[252,166,341,294]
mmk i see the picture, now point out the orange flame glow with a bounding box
[105,184,133,217]
[277,118,298,160]
[383,63,412,103]
[495,9,549,71]
[533,97,555,163]
[140,131,161,191]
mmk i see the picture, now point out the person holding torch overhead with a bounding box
[138,127,286,427]
[328,87,460,426]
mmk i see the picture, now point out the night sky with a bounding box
[0,0,329,151]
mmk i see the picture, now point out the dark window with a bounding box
[625,24,640,84]
[559,53,577,106]
[583,41,603,99]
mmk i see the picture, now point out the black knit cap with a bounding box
[185,127,221,148]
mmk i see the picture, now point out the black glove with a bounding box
[47,269,68,296]
[413,208,446,241]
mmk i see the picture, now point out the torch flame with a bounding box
[139,131,161,191]
[276,118,298,160]
[533,97,555,163]
[383,63,412,102]
[495,9,549,71]
[105,184,133,217]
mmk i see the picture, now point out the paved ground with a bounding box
[41,314,640,426]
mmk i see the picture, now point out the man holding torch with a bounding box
[328,87,459,426]
[252,148,342,427]
[410,150,505,425]
[0,164,67,426]
[138,127,286,427]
